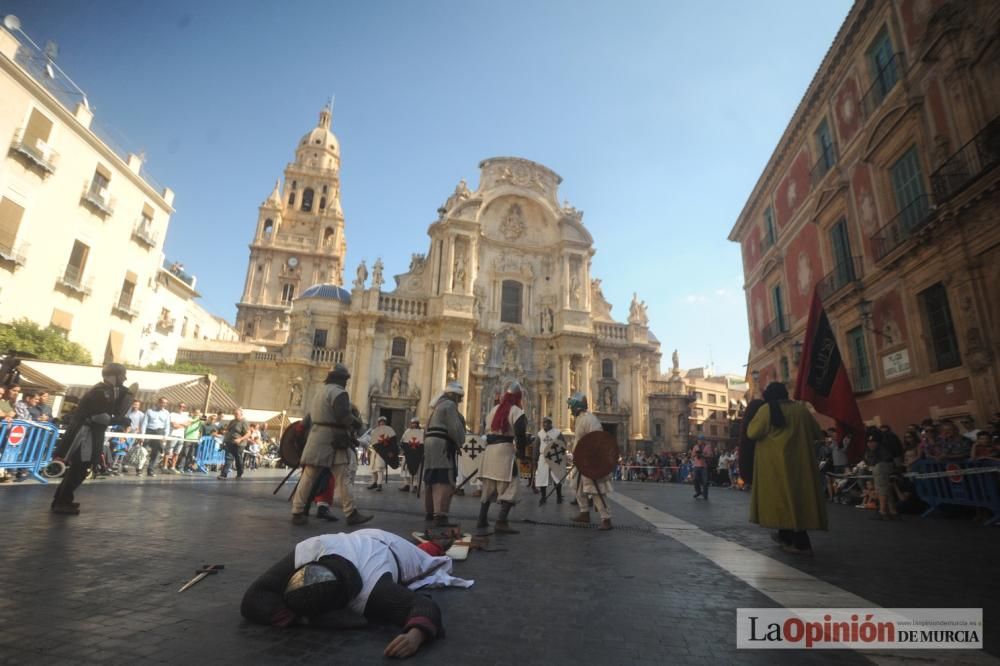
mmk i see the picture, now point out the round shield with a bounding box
[573,430,619,480]
[279,421,308,468]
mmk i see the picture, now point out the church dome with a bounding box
[300,283,351,303]
[299,105,339,156]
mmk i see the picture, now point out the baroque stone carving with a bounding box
[628,293,649,326]
[371,258,384,290]
[353,260,368,289]
[500,204,526,242]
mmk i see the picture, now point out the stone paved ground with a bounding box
[0,470,995,665]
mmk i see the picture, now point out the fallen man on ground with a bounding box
[240,528,473,658]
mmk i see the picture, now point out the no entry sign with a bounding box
[7,424,26,445]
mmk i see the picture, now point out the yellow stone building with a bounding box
[182,109,669,449]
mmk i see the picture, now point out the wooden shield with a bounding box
[279,421,308,468]
[573,430,619,480]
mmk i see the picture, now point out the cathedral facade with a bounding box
[192,108,672,451]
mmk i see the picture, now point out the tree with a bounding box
[141,360,235,396]
[0,319,92,364]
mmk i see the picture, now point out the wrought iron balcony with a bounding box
[131,219,158,248]
[860,52,905,120]
[9,128,58,174]
[80,181,115,217]
[930,115,1000,204]
[817,257,863,301]
[761,315,789,345]
[0,239,28,268]
[112,293,140,319]
[810,143,838,187]
[870,194,935,261]
[56,265,93,297]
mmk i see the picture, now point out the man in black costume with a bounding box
[241,528,472,658]
[50,363,133,515]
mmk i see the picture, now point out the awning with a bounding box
[19,360,239,413]
[13,361,66,393]
[241,408,281,424]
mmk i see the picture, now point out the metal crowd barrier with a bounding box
[0,419,60,483]
[193,435,225,473]
[911,458,1000,526]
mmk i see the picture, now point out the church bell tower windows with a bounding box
[302,188,314,212]
[319,196,326,210]
[281,283,296,305]
[262,219,274,236]
[288,192,296,207]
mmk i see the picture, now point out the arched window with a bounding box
[281,283,295,305]
[322,184,328,194]
[500,280,523,324]
[319,196,326,210]
[262,218,274,236]
[391,337,407,357]
[323,227,335,246]
[302,188,314,212]
[291,180,297,190]
[288,192,296,207]
[602,358,614,378]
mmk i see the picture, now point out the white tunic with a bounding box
[534,427,565,487]
[480,404,524,482]
[294,529,473,615]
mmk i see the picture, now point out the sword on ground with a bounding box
[273,467,298,495]
[178,564,224,593]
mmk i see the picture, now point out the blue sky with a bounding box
[5,0,852,376]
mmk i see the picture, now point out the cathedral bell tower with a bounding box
[235,104,348,346]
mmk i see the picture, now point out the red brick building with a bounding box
[729,0,999,426]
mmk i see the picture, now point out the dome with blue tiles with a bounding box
[300,283,352,303]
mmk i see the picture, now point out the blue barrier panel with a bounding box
[0,419,60,483]
[194,435,225,473]
[911,458,1000,526]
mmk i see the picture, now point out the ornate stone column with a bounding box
[353,327,375,423]
[444,236,456,294]
[458,341,471,419]
[630,361,643,440]
[557,354,571,430]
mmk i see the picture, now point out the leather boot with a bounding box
[291,513,308,525]
[316,505,339,522]
[538,488,547,506]
[571,511,591,524]
[346,511,373,526]
[434,514,457,528]
[495,501,519,534]
[475,503,492,535]
[556,485,563,504]
[598,518,613,531]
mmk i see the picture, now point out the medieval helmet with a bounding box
[377,416,387,424]
[283,563,346,617]
[567,391,588,412]
[444,381,464,397]
[506,381,523,395]
[326,363,351,385]
[102,362,128,385]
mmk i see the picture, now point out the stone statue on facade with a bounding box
[452,251,466,291]
[390,368,401,397]
[570,273,581,308]
[672,349,680,374]
[603,386,614,410]
[541,307,553,334]
[371,258,384,290]
[447,351,459,381]
[353,260,368,289]
[628,292,649,326]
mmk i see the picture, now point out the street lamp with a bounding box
[857,298,894,344]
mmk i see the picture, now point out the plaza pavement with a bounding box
[0,469,996,665]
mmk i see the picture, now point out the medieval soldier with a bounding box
[422,383,466,527]
[399,417,424,493]
[368,416,397,491]
[568,392,613,530]
[292,364,373,526]
[50,363,133,515]
[477,382,529,534]
[535,416,567,505]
